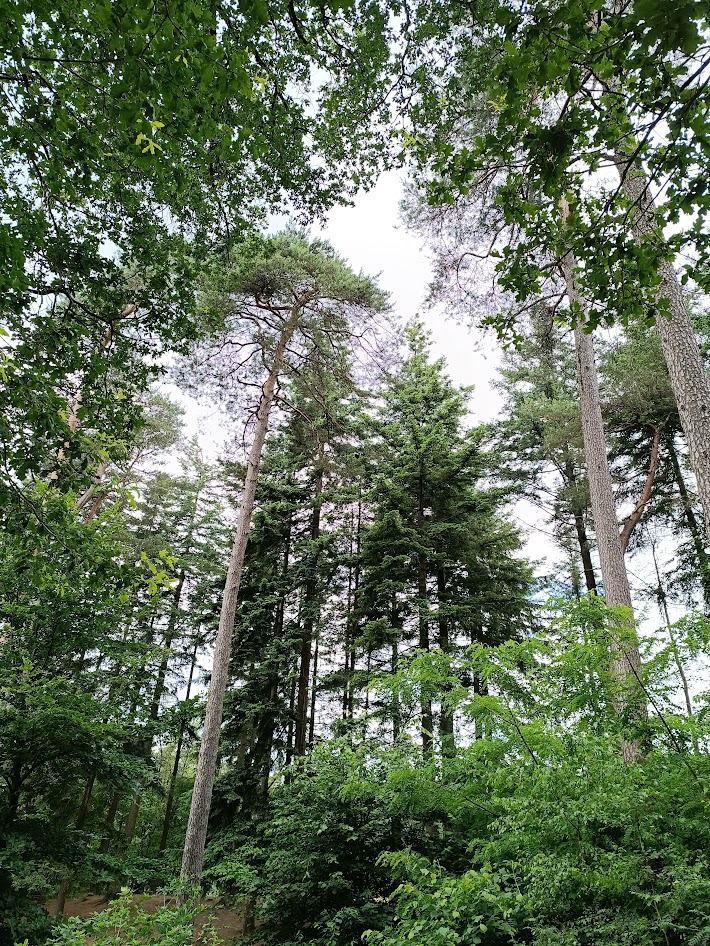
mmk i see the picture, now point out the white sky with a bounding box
[316,170,504,422]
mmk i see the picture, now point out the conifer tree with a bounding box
[359,321,532,753]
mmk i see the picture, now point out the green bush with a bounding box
[44,888,221,946]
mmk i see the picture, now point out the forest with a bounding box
[1,0,710,943]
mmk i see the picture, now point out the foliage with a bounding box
[44,887,221,946]
[206,741,453,946]
[3,4,710,942]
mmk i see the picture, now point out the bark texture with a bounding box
[560,199,644,749]
[615,154,710,541]
[180,300,306,887]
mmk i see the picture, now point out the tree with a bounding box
[494,309,597,596]
[180,232,387,886]
[0,0,398,554]
[396,0,710,536]
[358,321,533,754]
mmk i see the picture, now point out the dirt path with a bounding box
[43,894,245,942]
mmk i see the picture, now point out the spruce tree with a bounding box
[359,321,532,753]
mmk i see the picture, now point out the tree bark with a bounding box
[560,198,644,749]
[180,299,307,888]
[614,152,710,541]
[295,463,323,756]
[563,455,597,594]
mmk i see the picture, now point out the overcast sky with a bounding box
[316,170,505,422]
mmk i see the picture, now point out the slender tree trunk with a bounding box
[308,634,319,749]
[124,795,140,844]
[650,544,694,726]
[391,591,402,742]
[391,638,400,741]
[437,569,455,758]
[343,507,355,720]
[560,198,644,750]
[257,512,291,799]
[295,464,323,756]
[570,554,582,600]
[666,432,710,602]
[127,571,188,845]
[180,300,307,888]
[99,793,121,854]
[343,559,352,720]
[102,672,146,857]
[417,554,433,754]
[417,474,433,755]
[257,674,279,803]
[346,498,362,721]
[159,640,198,853]
[619,425,662,555]
[563,456,597,593]
[613,152,710,540]
[285,675,297,768]
[54,775,95,915]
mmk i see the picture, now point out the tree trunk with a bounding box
[159,640,198,853]
[560,197,644,750]
[180,301,306,888]
[126,571,188,846]
[651,543,694,724]
[343,507,356,720]
[666,432,710,602]
[257,511,292,800]
[295,464,324,756]
[614,152,710,541]
[285,674,297,768]
[417,474,433,755]
[257,674,279,803]
[618,425,662,555]
[99,792,121,854]
[308,634,319,749]
[437,569,455,758]
[563,456,597,593]
[345,499,362,721]
[54,775,95,916]
[391,638,401,741]
[391,591,402,741]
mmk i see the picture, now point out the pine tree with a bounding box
[180,233,387,886]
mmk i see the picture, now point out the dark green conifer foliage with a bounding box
[359,321,533,752]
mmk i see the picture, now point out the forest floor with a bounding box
[43,893,246,941]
